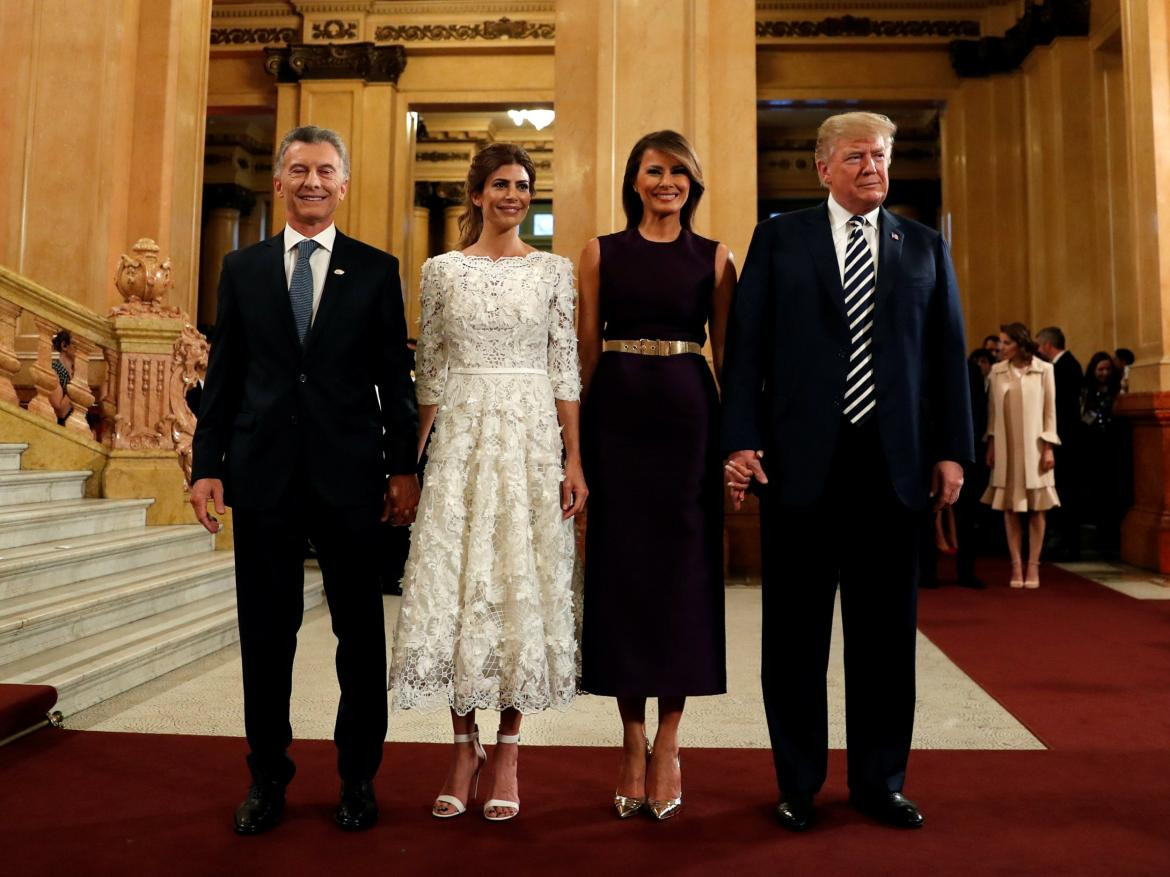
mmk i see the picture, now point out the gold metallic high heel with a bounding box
[613,737,652,819]
[646,753,682,821]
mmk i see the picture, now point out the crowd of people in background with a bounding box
[928,324,1134,590]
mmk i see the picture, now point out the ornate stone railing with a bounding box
[0,239,209,489]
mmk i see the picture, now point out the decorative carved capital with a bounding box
[210,26,298,46]
[112,239,181,317]
[264,42,406,83]
[311,19,358,40]
[203,183,258,215]
[949,0,1090,77]
[757,16,979,39]
[373,16,554,42]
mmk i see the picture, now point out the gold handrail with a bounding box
[0,264,117,350]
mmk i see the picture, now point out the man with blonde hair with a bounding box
[723,111,972,831]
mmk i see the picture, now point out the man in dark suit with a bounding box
[1036,326,1083,560]
[722,112,972,832]
[190,126,419,835]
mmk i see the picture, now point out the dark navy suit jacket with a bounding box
[191,230,418,510]
[721,203,974,511]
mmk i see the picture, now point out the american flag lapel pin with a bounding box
[333,268,345,275]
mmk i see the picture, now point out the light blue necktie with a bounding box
[289,238,319,344]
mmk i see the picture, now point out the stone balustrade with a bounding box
[0,239,208,495]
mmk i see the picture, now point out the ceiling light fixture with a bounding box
[507,109,555,131]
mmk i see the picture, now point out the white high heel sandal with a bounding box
[432,725,487,818]
[483,732,521,822]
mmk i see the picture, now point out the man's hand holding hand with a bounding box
[383,474,421,526]
[190,478,226,534]
[725,449,767,511]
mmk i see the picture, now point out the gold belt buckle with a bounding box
[638,338,659,355]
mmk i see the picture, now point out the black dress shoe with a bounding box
[849,791,924,829]
[335,780,378,831]
[775,795,816,832]
[234,781,285,835]
[957,576,986,590]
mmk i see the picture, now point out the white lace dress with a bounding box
[388,250,582,715]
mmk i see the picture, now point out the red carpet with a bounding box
[1,559,1168,875]
[0,683,56,740]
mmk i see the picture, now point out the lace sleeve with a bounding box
[547,257,581,401]
[415,258,448,405]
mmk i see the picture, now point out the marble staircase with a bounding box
[0,443,325,717]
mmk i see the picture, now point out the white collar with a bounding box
[283,223,337,253]
[827,195,881,231]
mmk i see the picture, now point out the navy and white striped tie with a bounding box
[289,238,319,344]
[842,216,876,425]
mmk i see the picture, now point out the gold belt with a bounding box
[603,339,702,356]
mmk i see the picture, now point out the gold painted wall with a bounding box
[0,0,211,319]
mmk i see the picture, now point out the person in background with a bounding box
[1114,348,1134,394]
[49,330,75,425]
[1080,352,1127,557]
[983,334,1002,361]
[982,323,1059,588]
[1035,326,1082,561]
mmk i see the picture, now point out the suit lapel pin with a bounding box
[333,268,345,275]
[890,232,901,241]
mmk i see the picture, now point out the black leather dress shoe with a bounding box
[335,780,378,831]
[234,781,285,835]
[849,791,924,829]
[957,576,986,590]
[776,795,816,832]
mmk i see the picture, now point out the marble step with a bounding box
[0,443,28,472]
[0,525,214,601]
[0,498,154,551]
[0,470,89,507]
[0,569,325,717]
[0,553,238,665]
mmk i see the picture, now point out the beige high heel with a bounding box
[483,732,521,822]
[1009,560,1024,589]
[1024,561,1040,589]
[646,752,683,821]
[613,737,653,819]
[432,724,486,818]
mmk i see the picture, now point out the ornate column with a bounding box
[443,205,462,254]
[198,184,252,329]
[0,300,21,406]
[1115,0,1170,572]
[264,42,408,256]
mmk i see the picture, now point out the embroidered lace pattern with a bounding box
[389,251,583,714]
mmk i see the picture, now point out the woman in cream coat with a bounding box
[981,322,1060,588]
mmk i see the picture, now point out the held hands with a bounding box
[725,450,767,511]
[931,461,964,512]
[561,458,588,520]
[190,478,226,534]
[383,474,421,526]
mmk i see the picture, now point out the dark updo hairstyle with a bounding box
[457,143,537,250]
[1000,322,1038,359]
[52,329,72,352]
[620,130,705,232]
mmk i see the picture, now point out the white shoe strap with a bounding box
[434,794,466,814]
[496,732,520,744]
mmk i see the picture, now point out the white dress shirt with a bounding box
[282,223,336,326]
[827,195,880,285]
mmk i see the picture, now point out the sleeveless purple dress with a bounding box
[580,228,726,697]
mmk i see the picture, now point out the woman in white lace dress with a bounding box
[388,144,587,822]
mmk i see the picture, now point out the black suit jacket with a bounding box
[721,203,974,510]
[191,230,418,510]
[1051,351,1083,448]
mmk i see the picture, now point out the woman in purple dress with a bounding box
[578,130,736,821]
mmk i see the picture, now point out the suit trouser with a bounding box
[232,485,387,785]
[759,419,921,797]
